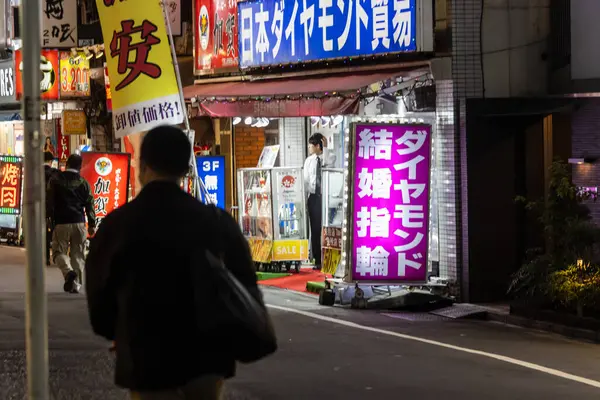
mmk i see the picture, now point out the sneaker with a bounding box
[63,271,77,293]
[71,282,82,294]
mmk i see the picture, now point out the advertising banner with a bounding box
[350,123,431,283]
[103,63,112,112]
[80,152,131,228]
[0,155,23,215]
[257,145,280,168]
[56,119,70,168]
[96,0,184,138]
[42,0,78,48]
[15,49,60,100]
[238,0,418,69]
[196,155,225,209]
[194,0,239,74]
[61,110,87,135]
[271,239,308,262]
[59,51,91,97]
[165,0,182,36]
[322,227,342,275]
[0,58,15,102]
[248,238,272,263]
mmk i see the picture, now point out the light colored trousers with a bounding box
[52,223,86,284]
[130,375,224,400]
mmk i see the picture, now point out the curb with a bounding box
[306,281,325,294]
[486,312,600,343]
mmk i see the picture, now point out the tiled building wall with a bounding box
[434,80,459,289]
[435,0,484,300]
[234,126,265,169]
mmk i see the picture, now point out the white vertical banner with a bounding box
[42,0,78,48]
[165,0,182,36]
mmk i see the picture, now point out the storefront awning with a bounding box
[183,69,418,118]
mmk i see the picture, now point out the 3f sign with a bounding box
[202,160,220,172]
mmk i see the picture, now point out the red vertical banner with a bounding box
[0,155,24,215]
[80,152,131,228]
[194,0,239,75]
[103,63,112,112]
[56,119,70,170]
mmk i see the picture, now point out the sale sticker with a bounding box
[59,51,91,97]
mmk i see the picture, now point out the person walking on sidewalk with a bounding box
[303,133,336,270]
[44,151,60,266]
[48,154,96,293]
[85,125,265,399]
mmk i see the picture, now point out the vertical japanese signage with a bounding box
[42,0,78,48]
[0,155,23,215]
[15,50,60,100]
[96,0,184,138]
[80,152,131,227]
[165,0,182,36]
[196,155,225,209]
[56,118,70,167]
[194,0,239,74]
[351,124,431,283]
[104,63,112,112]
[0,58,15,102]
[59,51,91,97]
[237,0,421,69]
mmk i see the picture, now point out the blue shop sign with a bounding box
[196,156,226,209]
[238,0,417,69]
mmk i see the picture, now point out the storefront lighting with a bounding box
[331,115,344,128]
[244,117,252,125]
[84,48,93,60]
[568,158,596,165]
[310,116,320,127]
[95,46,104,58]
[320,116,331,127]
[232,117,241,125]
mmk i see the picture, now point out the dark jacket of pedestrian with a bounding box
[48,169,95,228]
[85,126,261,393]
[44,152,60,217]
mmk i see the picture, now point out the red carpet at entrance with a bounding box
[258,269,330,294]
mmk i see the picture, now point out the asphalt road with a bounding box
[1,245,600,399]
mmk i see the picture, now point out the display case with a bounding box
[320,168,344,275]
[322,168,344,228]
[237,167,308,271]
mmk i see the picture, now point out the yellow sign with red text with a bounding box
[96,0,183,138]
[59,52,91,97]
[271,240,309,262]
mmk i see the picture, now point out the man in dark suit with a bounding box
[85,125,261,399]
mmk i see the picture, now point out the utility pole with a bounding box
[22,0,49,398]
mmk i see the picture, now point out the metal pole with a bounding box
[161,2,206,201]
[21,0,49,398]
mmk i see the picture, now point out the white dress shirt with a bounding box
[303,148,336,195]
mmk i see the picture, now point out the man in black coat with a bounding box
[44,151,59,265]
[48,154,96,292]
[85,125,260,399]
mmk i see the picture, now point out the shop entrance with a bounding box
[465,99,572,303]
